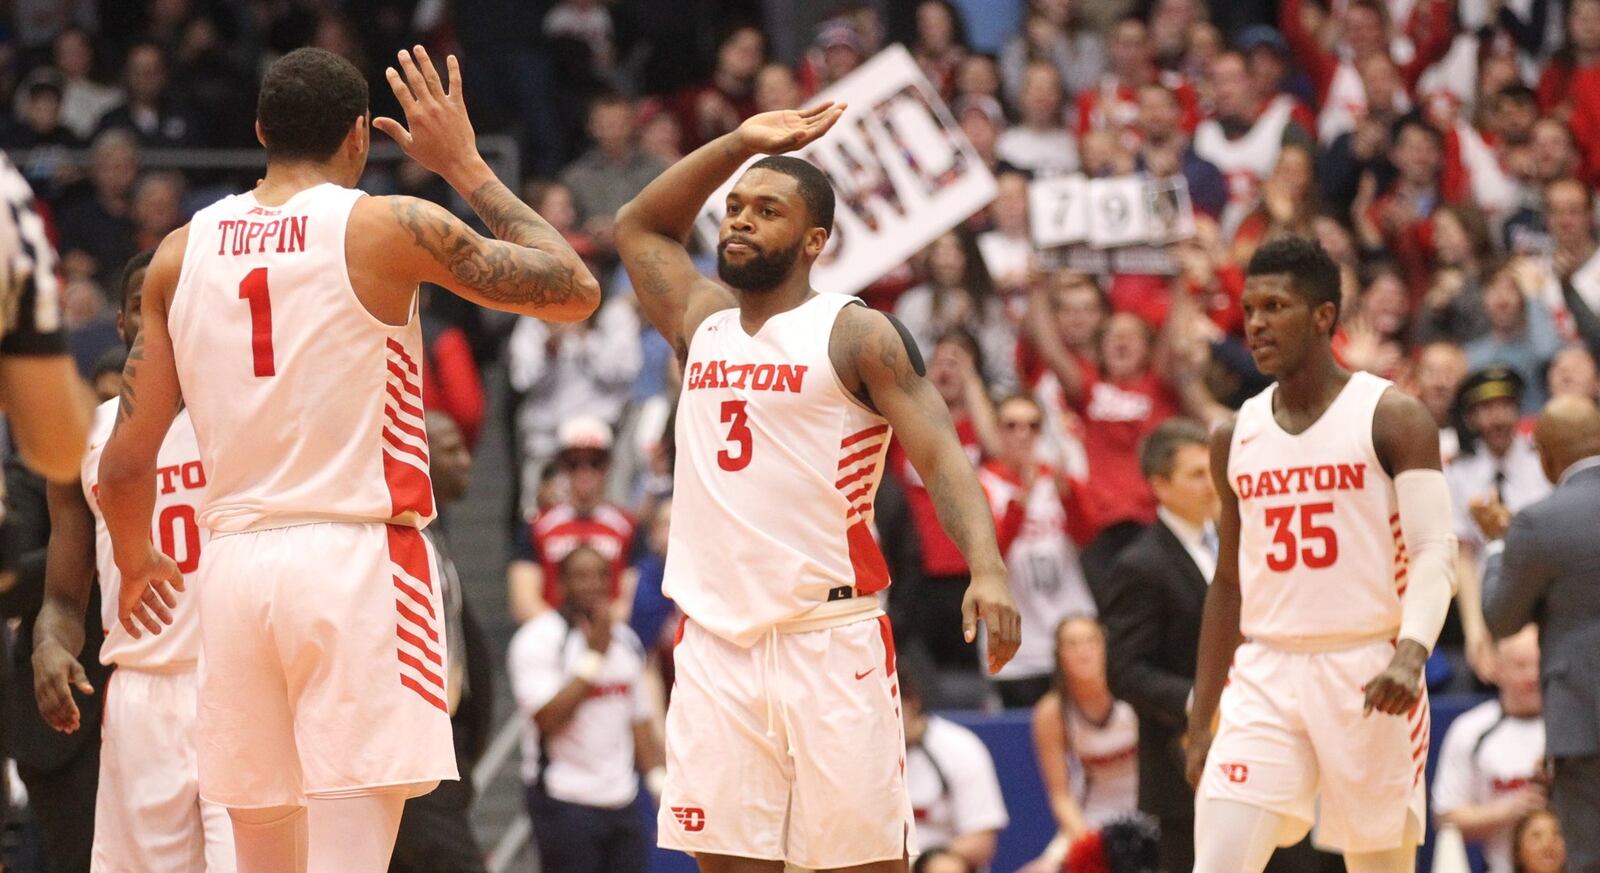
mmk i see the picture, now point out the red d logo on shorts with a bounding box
[672,806,706,832]
[1218,763,1250,784]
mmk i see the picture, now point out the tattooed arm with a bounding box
[829,303,1022,673]
[616,104,843,358]
[98,227,186,640]
[365,47,599,321]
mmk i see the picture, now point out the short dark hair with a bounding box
[1390,112,1443,150]
[257,48,368,162]
[1139,418,1210,480]
[558,543,608,578]
[119,249,155,311]
[747,155,836,235]
[1246,236,1342,323]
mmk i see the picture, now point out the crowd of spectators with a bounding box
[6,0,1600,870]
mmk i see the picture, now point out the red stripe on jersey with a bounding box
[387,338,419,374]
[384,405,427,441]
[393,576,436,619]
[397,624,443,665]
[386,360,423,397]
[847,520,890,595]
[401,675,448,713]
[844,483,873,504]
[876,614,897,677]
[386,524,433,587]
[396,601,440,644]
[382,452,435,519]
[835,463,878,491]
[385,382,425,421]
[841,424,889,449]
[383,427,429,462]
[398,650,445,689]
[837,443,883,470]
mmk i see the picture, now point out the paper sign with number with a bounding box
[1028,175,1089,248]
[1086,177,1150,249]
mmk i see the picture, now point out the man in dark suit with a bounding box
[0,452,107,872]
[1102,419,1340,873]
[1102,419,1217,872]
[1479,397,1600,872]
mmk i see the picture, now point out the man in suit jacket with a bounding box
[1480,396,1600,872]
[1102,419,1217,872]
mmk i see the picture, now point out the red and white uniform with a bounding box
[658,294,912,868]
[81,400,234,870]
[1202,372,1428,852]
[1432,700,1545,872]
[166,183,455,807]
[1193,96,1299,231]
[1063,698,1140,826]
[519,502,634,607]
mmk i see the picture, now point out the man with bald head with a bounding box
[1477,396,1600,871]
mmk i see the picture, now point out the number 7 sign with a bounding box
[1027,175,1088,248]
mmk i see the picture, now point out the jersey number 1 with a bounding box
[239,268,275,377]
[718,400,752,471]
[1264,502,1338,571]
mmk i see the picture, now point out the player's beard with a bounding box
[717,237,802,293]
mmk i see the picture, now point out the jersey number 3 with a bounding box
[1264,502,1338,571]
[239,267,275,377]
[718,400,752,471]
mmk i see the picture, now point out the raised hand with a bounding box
[374,46,480,184]
[116,543,183,639]
[735,102,848,156]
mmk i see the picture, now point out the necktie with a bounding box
[1201,526,1219,560]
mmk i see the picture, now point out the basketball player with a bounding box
[33,250,235,870]
[1185,237,1458,873]
[614,106,1021,872]
[96,47,599,872]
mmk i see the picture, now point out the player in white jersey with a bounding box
[616,107,1021,871]
[33,251,235,871]
[1186,237,1458,873]
[96,47,599,872]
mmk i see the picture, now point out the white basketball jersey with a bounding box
[167,183,434,533]
[1228,372,1407,644]
[82,400,205,669]
[1193,95,1296,207]
[666,294,892,647]
[1064,698,1140,825]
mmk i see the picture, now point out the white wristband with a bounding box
[646,766,668,799]
[573,650,604,682]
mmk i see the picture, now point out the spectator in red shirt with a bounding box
[508,417,637,623]
[1076,15,1199,147]
[1535,0,1600,118]
[1354,114,1455,298]
[671,23,763,152]
[911,0,969,101]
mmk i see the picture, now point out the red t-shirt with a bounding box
[889,417,984,577]
[1064,361,1179,533]
[514,502,636,607]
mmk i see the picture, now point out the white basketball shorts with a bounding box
[1199,639,1429,853]
[196,522,458,808]
[92,667,234,872]
[658,615,915,869]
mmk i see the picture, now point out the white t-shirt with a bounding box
[509,610,649,808]
[907,716,1010,852]
[995,126,1080,176]
[1432,699,1546,873]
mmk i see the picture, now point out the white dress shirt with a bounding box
[1158,506,1217,583]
